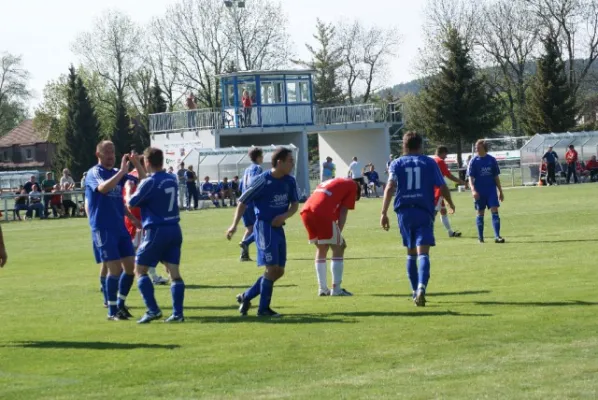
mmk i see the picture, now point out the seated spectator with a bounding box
[27,184,45,219]
[61,183,78,217]
[363,163,383,198]
[200,176,221,208]
[219,177,236,207]
[576,161,588,181]
[585,155,598,181]
[14,186,28,221]
[50,184,65,218]
[231,176,241,197]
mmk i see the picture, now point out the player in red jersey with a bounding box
[433,146,466,237]
[123,168,169,285]
[300,178,361,296]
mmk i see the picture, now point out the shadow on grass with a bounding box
[186,284,298,290]
[184,315,354,324]
[5,341,180,350]
[325,311,493,318]
[371,290,491,298]
[511,239,595,244]
[465,300,598,307]
[289,256,396,261]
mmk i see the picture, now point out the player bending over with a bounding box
[381,132,455,306]
[129,148,185,323]
[85,141,146,320]
[433,146,466,237]
[227,147,299,317]
[300,178,360,296]
[238,147,264,261]
[467,140,505,243]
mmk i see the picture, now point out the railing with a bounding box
[150,109,221,134]
[1,191,86,221]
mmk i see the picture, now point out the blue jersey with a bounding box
[241,163,263,193]
[365,170,379,183]
[201,182,215,193]
[467,155,500,194]
[219,181,230,190]
[389,155,445,216]
[85,164,138,231]
[239,170,299,223]
[128,171,180,229]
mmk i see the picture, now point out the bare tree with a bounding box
[0,53,30,134]
[337,21,362,104]
[225,0,293,71]
[129,66,153,125]
[478,0,540,134]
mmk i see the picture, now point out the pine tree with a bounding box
[293,19,344,106]
[524,37,577,135]
[149,78,167,114]
[112,99,132,159]
[417,28,502,166]
[56,66,78,171]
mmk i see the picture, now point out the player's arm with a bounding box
[380,176,396,231]
[0,225,8,267]
[227,175,266,238]
[439,185,455,213]
[130,153,146,180]
[338,206,349,231]
[446,172,465,185]
[96,155,129,194]
[124,207,142,228]
[128,179,153,208]
[493,159,504,201]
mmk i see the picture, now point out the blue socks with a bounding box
[492,212,501,238]
[242,232,255,246]
[258,278,274,312]
[106,275,119,316]
[476,215,484,241]
[138,275,159,314]
[244,276,262,301]
[418,254,430,291]
[117,272,135,309]
[171,279,185,317]
[100,276,107,305]
[406,255,418,293]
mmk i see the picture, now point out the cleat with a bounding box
[318,288,331,297]
[330,288,353,296]
[113,309,130,320]
[153,276,169,285]
[137,310,163,324]
[103,302,108,308]
[164,314,185,323]
[414,290,426,307]
[257,308,282,318]
[107,314,126,321]
[118,305,133,319]
[495,237,505,244]
[236,293,252,316]
[450,231,462,237]
[239,242,251,262]
[479,239,485,244]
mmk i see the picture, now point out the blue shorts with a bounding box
[474,191,500,210]
[91,229,135,263]
[255,220,286,267]
[397,208,435,249]
[242,205,256,227]
[136,225,183,268]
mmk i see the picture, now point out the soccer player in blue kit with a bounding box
[129,148,185,323]
[238,147,264,262]
[85,141,146,320]
[226,147,299,317]
[467,140,505,244]
[380,132,455,307]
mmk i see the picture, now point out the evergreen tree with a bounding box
[149,78,167,114]
[112,99,133,159]
[524,37,577,135]
[56,66,78,171]
[417,28,502,166]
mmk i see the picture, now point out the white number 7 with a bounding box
[405,167,421,190]
[165,187,176,212]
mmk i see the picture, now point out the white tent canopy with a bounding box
[181,144,299,182]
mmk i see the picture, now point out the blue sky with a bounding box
[0,0,425,107]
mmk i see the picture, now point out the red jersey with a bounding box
[586,159,598,170]
[123,170,141,236]
[302,178,357,220]
[566,149,578,164]
[433,156,451,199]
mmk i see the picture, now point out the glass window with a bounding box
[239,83,257,107]
[298,82,311,103]
[261,82,284,104]
[25,149,33,160]
[286,82,297,103]
[226,84,235,107]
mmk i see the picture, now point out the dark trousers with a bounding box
[63,200,77,216]
[591,169,598,182]
[186,183,199,209]
[547,162,556,185]
[354,177,368,197]
[566,163,579,183]
[43,193,53,217]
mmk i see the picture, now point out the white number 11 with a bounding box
[405,167,421,190]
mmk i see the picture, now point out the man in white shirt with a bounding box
[348,156,366,197]
[60,169,75,187]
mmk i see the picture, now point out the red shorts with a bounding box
[300,210,343,245]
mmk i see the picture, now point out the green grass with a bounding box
[1,184,597,399]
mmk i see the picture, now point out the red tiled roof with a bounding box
[0,120,48,147]
[0,161,45,168]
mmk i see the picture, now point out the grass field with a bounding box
[0,184,597,399]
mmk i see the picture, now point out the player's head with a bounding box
[223,176,228,182]
[475,140,488,156]
[96,140,116,169]
[142,147,164,172]
[249,147,263,165]
[204,176,210,182]
[548,146,553,151]
[402,131,422,155]
[435,146,449,160]
[369,164,375,171]
[271,147,294,175]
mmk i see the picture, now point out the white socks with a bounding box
[331,258,344,292]
[148,267,158,280]
[440,214,453,235]
[315,259,327,291]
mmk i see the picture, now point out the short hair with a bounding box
[96,140,113,153]
[204,176,210,180]
[476,139,489,152]
[143,147,164,168]
[569,144,574,149]
[271,147,293,168]
[436,146,449,156]
[403,131,423,152]
[180,162,185,168]
[233,175,238,179]
[249,147,263,163]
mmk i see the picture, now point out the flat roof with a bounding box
[217,69,315,79]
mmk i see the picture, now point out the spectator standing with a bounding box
[41,172,56,217]
[14,187,28,221]
[565,145,579,184]
[242,90,252,127]
[186,92,197,129]
[185,165,199,210]
[348,156,367,197]
[322,157,335,181]
[60,168,75,187]
[177,162,187,209]
[542,146,559,185]
[24,175,37,193]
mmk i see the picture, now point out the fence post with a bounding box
[511,168,515,187]
[3,198,7,221]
